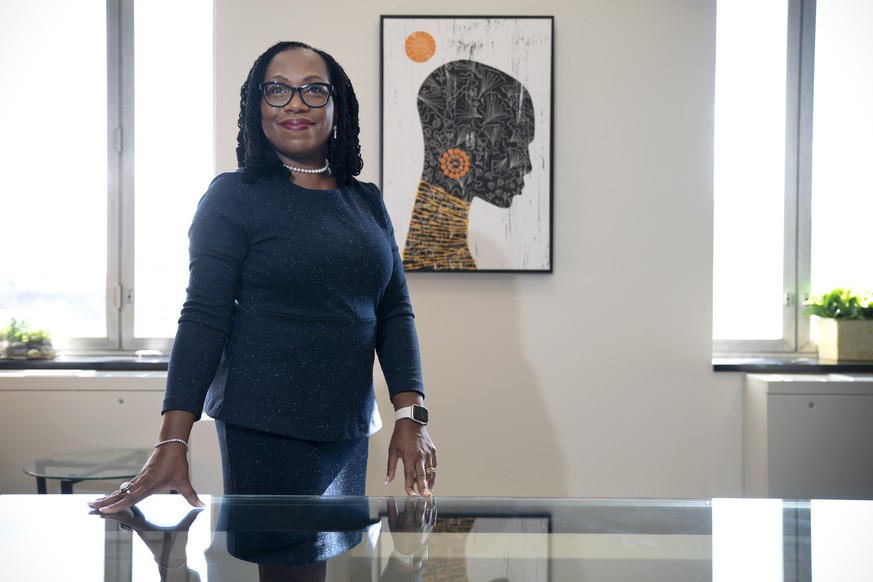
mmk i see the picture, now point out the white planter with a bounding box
[817,318,873,362]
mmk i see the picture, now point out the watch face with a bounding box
[412,405,429,423]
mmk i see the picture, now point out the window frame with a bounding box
[63,0,185,355]
[63,0,126,353]
[713,0,818,356]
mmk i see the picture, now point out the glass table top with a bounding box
[0,494,871,580]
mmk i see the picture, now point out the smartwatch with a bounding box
[392,546,428,569]
[394,404,429,425]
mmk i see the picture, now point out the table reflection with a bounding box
[1,495,872,580]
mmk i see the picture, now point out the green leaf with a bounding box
[804,288,873,320]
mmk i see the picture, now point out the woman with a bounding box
[90,41,436,516]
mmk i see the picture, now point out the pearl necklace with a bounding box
[283,161,330,174]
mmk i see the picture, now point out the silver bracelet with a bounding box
[154,438,189,451]
[156,560,188,572]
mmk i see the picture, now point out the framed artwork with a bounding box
[381,16,554,272]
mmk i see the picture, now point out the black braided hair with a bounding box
[235,41,363,185]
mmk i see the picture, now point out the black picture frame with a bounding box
[380,16,554,273]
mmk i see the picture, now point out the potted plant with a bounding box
[805,288,873,362]
[0,318,56,360]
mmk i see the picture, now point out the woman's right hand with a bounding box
[87,440,204,514]
[386,496,436,552]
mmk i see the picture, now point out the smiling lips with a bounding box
[280,118,315,130]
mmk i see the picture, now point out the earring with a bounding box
[333,126,338,140]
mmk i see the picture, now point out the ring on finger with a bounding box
[119,481,132,494]
[425,467,437,474]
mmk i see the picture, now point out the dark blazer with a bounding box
[163,172,424,441]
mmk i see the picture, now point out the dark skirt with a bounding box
[214,421,372,565]
[215,420,369,496]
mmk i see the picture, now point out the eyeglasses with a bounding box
[259,81,334,108]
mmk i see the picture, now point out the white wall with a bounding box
[0,0,748,498]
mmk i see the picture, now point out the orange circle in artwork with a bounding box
[439,148,471,179]
[405,31,436,62]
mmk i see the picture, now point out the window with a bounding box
[713,0,873,354]
[808,0,873,294]
[0,0,213,352]
[713,0,789,347]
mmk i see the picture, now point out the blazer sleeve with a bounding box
[162,174,251,417]
[365,182,426,399]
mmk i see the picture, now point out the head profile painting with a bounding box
[382,17,553,272]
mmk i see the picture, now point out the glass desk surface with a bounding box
[0,495,871,581]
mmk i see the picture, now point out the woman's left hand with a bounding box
[385,421,437,497]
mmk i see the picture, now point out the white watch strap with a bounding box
[394,405,428,424]
[394,405,416,422]
[392,546,428,567]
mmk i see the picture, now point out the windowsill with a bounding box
[0,355,169,371]
[713,355,873,374]
[2,354,872,374]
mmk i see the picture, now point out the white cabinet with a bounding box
[0,371,222,494]
[744,374,873,499]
